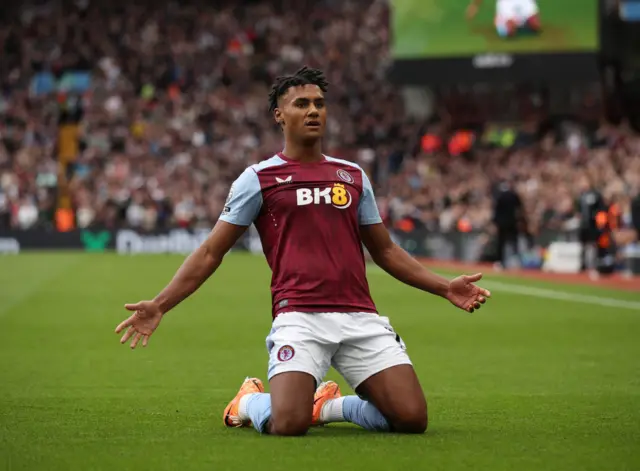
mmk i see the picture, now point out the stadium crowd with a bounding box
[0,0,639,254]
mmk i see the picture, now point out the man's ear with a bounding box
[274,108,285,127]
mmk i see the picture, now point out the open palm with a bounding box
[446,273,491,313]
[115,301,164,349]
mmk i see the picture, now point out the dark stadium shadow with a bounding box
[309,426,378,437]
[226,425,457,437]
[225,426,371,437]
[309,425,467,438]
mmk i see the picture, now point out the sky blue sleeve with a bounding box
[219,168,262,226]
[358,169,382,225]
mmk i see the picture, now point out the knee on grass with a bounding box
[268,415,311,436]
[390,409,428,434]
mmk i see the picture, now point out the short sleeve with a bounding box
[358,169,382,225]
[219,168,263,226]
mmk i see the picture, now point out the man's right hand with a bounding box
[115,301,164,349]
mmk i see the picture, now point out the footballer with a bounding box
[467,0,541,38]
[115,67,491,436]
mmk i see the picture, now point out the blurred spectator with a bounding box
[633,193,640,239]
[16,196,38,229]
[576,174,606,271]
[492,180,524,269]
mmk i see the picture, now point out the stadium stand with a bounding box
[0,0,639,272]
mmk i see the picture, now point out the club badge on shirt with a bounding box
[337,169,354,184]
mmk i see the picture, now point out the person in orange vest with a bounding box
[593,197,623,275]
[448,131,474,156]
[456,217,472,233]
[55,207,76,232]
[420,134,442,154]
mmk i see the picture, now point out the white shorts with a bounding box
[495,0,538,27]
[266,312,412,390]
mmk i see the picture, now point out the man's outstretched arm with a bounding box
[360,223,490,313]
[115,221,248,348]
[153,167,262,314]
[116,167,263,349]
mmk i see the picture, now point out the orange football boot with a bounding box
[312,381,342,426]
[223,377,265,427]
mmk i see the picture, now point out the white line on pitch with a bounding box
[366,266,640,311]
[480,280,640,311]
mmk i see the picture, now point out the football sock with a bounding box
[319,396,346,423]
[322,395,390,431]
[241,394,389,433]
[241,393,272,433]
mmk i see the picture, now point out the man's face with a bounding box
[275,84,326,141]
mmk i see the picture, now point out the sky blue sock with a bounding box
[496,24,509,37]
[342,396,390,432]
[245,393,272,433]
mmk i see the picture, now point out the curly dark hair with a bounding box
[268,66,329,113]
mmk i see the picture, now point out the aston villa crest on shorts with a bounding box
[277,345,295,362]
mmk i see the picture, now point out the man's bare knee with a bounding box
[268,372,315,436]
[391,408,428,434]
[268,414,311,436]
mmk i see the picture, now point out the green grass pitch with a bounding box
[1,252,639,471]
[391,0,599,58]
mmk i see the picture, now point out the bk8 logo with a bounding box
[296,183,352,209]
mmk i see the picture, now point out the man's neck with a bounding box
[282,140,324,163]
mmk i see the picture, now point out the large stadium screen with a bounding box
[392,0,599,59]
[389,0,601,84]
